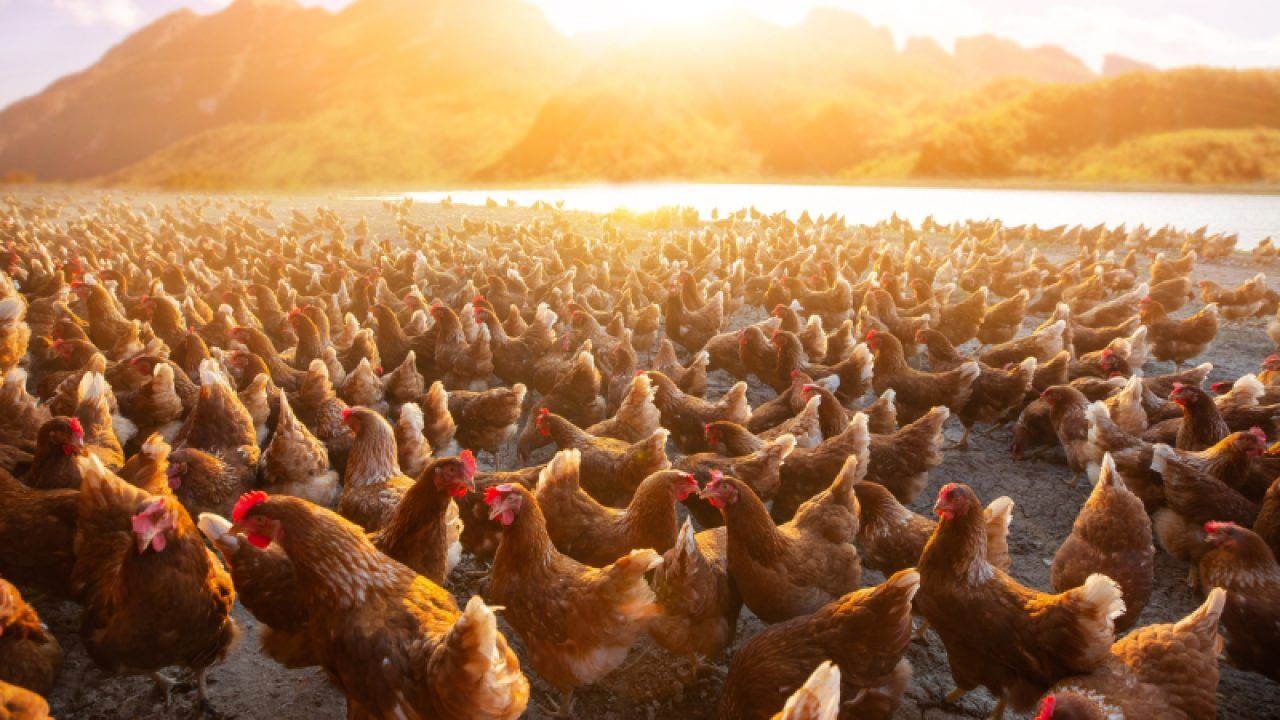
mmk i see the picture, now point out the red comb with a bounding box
[67,417,84,437]
[341,408,354,421]
[483,483,514,505]
[232,491,268,523]
[459,449,477,477]
[1250,426,1268,443]
[288,307,303,318]
[1204,520,1233,535]
[1035,696,1055,720]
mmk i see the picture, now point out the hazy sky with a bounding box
[1,0,1277,107]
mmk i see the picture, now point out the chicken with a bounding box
[228,492,530,718]
[0,578,62,697]
[954,357,1037,448]
[677,431,796,501]
[1100,374,1147,436]
[484,483,659,715]
[977,289,1028,345]
[164,446,243,520]
[1070,317,1139,357]
[772,413,870,521]
[1040,385,1093,483]
[393,401,431,478]
[0,369,49,470]
[1147,275,1195,313]
[1198,273,1267,320]
[336,406,413,532]
[718,570,919,720]
[430,303,494,391]
[0,469,78,599]
[517,350,605,460]
[1199,522,1280,683]
[371,452,475,584]
[1139,297,1219,369]
[860,405,949,504]
[867,329,979,422]
[978,319,1066,368]
[646,370,750,453]
[72,370,126,471]
[654,339,709,398]
[917,483,1125,719]
[650,520,741,680]
[939,287,986,346]
[258,392,339,507]
[529,408,672,506]
[19,417,86,491]
[1166,382,1230,451]
[172,360,258,495]
[1259,474,1280,550]
[1073,284,1146,329]
[448,382,527,454]
[586,373,661,444]
[197,512,316,668]
[666,287,724,351]
[417,380,459,457]
[72,454,237,714]
[1041,588,1226,720]
[1051,454,1155,631]
[854,478,1013,576]
[701,459,862,623]
[0,296,29,376]
[1152,443,1259,588]
[535,448,698,566]
[1081,401,1166,510]
[337,357,386,415]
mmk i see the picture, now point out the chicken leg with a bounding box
[150,672,177,707]
[538,688,575,719]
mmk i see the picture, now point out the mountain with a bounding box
[1103,53,1157,77]
[911,68,1280,180]
[0,0,581,187]
[0,1,1275,188]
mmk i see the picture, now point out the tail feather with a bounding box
[777,661,841,720]
[1175,587,1226,638]
[436,596,530,720]
[536,449,582,492]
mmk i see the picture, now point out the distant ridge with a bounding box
[1,0,1276,188]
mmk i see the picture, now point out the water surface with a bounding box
[398,183,1280,250]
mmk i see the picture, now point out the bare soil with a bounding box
[13,189,1277,719]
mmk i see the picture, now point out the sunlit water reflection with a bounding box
[394,183,1280,250]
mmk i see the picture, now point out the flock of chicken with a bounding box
[0,193,1277,720]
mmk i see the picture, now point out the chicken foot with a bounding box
[150,671,177,707]
[537,688,575,719]
[195,666,226,719]
[947,426,974,450]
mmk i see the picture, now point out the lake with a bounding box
[398,183,1280,250]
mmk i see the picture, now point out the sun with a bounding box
[534,0,731,35]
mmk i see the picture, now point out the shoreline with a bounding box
[8,177,1280,198]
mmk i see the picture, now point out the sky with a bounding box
[1,0,1278,107]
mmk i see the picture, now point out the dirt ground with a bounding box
[12,188,1278,719]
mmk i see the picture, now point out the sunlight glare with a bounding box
[535,0,739,35]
